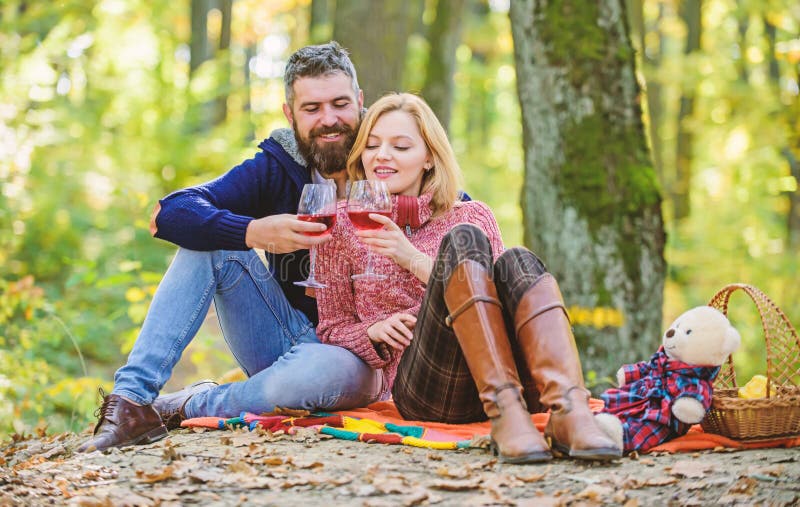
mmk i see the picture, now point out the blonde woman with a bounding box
[315,93,621,463]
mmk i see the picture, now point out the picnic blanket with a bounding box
[181,399,800,454]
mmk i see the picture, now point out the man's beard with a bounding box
[295,123,357,177]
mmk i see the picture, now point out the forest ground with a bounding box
[2,424,798,506]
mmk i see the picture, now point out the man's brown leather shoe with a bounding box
[152,379,218,430]
[77,391,168,453]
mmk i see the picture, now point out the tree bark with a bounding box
[628,0,665,186]
[309,0,331,44]
[190,0,213,75]
[673,0,702,221]
[421,0,468,133]
[214,0,232,125]
[333,0,413,105]
[509,0,666,381]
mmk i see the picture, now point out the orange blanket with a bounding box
[339,399,800,453]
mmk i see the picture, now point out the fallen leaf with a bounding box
[727,477,757,495]
[403,489,429,507]
[161,441,182,462]
[429,478,482,491]
[188,468,226,483]
[614,474,644,489]
[262,456,285,466]
[65,495,114,507]
[514,471,547,483]
[669,459,714,478]
[227,461,257,475]
[135,465,175,484]
[686,479,710,491]
[746,464,784,477]
[271,407,312,417]
[516,494,564,507]
[481,474,522,490]
[718,493,753,504]
[436,465,472,479]
[575,484,615,501]
[644,476,678,486]
[373,474,407,494]
[291,459,323,469]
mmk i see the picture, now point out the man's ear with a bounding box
[283,103,294,127]
[357,89,364,110]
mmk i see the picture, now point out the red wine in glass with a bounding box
[347,180,392,280]
[298,214,336,235]
[347,210,391,231]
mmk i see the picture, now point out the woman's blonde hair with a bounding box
[346,93,462,216]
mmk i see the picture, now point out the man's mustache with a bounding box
[309,123,354,140]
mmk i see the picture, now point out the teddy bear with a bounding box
[594,306,741,453]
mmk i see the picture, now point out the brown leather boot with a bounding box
[153,379,218,430]
[514,273,621,460]
[445,260,551,463]
[77,390,168,452]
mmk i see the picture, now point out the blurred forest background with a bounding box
[1,0,798,438]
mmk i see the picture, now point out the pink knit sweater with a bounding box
[315,193,505,398]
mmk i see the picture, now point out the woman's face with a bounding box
[361,110,431,197]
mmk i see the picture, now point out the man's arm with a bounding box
[151,151,327,252]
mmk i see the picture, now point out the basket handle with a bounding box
[707,283,800,394]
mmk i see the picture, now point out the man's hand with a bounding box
[245,214,333,253]
[367,313,416,352]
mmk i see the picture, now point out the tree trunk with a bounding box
[421,0,468,133]
[190,0,213,75]
[309,0,331,44]
[673,0,702,221]
[763,16,780,82]
[786,146,800,250]
[333,0,412,105]
[628,0,665,185]
[736,1,749,83]
[243,43,256,142]
[214,0,232,125]
[509,0,666,381]
[786,63,800,250]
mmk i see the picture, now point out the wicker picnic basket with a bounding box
[700,283,800,441]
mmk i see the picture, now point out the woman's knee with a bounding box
[493,247,549,315]
[494,247,547,282]
[434,224,494,277]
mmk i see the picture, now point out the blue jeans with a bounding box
[112,248,384,418]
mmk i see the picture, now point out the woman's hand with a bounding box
[367,313,417,351]
[355,213,433,282]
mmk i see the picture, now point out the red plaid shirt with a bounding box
[600,347,720,452]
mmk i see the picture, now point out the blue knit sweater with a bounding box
[154,130,318,323]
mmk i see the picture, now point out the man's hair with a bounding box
[284,41,359,107]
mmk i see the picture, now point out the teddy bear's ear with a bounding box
[722,326,741,356]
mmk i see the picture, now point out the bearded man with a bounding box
[79,42,381,452]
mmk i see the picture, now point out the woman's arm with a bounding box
[315,220,396,369]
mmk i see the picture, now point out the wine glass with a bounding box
[347,180,392,280]
[294,183,337,288]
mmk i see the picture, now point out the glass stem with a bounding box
[308,246,318,281]
[364,250,375,274]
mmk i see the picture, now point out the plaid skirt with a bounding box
[392,223,548,423]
